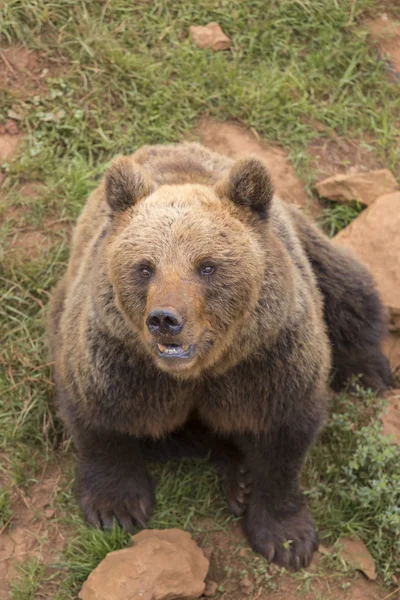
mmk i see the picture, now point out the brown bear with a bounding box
[48,142,390,570]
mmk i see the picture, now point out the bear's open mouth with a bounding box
[157,343,194,359]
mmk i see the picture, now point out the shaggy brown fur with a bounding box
[49,142,390,570]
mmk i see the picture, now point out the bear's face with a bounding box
[105,157,273,378]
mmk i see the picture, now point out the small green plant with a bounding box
[0,488,13,527]
[319,201,364,236]
[9,559,45,600]
[306,388,400,584]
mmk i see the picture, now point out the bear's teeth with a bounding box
[157,343,189,355]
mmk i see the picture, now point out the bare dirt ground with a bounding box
[307,134,386,180]
[367,14,400,78]
[0,45,60,100]
[193,116,321,216]
[0,465,66,600]
[0,180,70,261]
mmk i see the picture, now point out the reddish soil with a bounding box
[0,45,60,99]
[307,135,386,181]
[367,14,400,76]
[0,466,66,600]
[1,183,71,261]
[192,116,321,217]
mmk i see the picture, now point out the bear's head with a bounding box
[104,155,277,378]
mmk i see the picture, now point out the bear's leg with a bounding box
[74,427,155,533]
[235,424,318,570]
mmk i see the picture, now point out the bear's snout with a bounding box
[146,307,184,336]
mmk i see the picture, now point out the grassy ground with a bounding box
[1,0,400,598]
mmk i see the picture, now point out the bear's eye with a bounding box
[200,265,215,276]
[139,265,152,279]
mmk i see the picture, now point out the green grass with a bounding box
[9,559,46,600]
[319,201,364,236]
[1,0,400,596]
[0,488,13,527]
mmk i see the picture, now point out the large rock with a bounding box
[315,170,398,205]
[78,529,209,600]
[333,192,400,332]
[194,117,318,215]
[189,23,231,51]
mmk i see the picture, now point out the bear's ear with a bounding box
[105,156,154,212]
[217,158,274,221]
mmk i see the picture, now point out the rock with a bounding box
[0,119,20,136]
[203,581,218,597]
[78,528,209,600]
[333,192,400,332]
[315,170,398,205]
[239,577,254,595]
[383,334,400,373]
[194,117,318,215]
[339,537,377,581]
[189,23,231,51]
[382,389,400,444]
[0,134,22,162]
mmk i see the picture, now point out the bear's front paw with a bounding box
[77,467,155,534]
[245,504,318,570]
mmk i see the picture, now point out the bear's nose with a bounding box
[146,308,184,336]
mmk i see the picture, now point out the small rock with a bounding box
[4,119,20,136]
[339,537,377,580]
[203,580,218,597]
[79,528,209,600]
[0,134,22,162]
[189,23,231,52]
[239,577,254,596]
[382,389,400,444]
[333,192,400,332]
[383,333,400,373]
[316,169,398,205]
[44,508,55,519]
[202,546,213,561]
